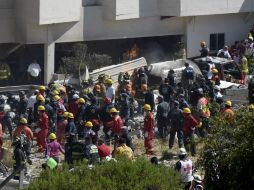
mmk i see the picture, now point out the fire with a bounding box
[127,44,139,59]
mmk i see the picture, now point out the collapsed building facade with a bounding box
[0,0,253,85]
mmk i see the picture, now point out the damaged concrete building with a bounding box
[0,0,253,84]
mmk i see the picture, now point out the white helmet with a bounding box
[193,174,202,183]
[178,148,187,155]
[72,94,79,99]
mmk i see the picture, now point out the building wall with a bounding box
[186,13,254,57]
[0,0,14,42]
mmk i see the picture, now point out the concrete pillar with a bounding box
[44,42,55,84]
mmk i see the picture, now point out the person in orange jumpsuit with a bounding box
[13,118,33,158]
[143,104,155,155]
[37,105,49,152]
[220,100,234,124]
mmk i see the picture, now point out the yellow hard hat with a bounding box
[197,122,202,128]
[37,95,45,102]
[212,69,218,74]
[249,104,254,109]
[68,113,74,119]
[78,98,85,104]
[63,112,69,118]
[106,78,113,85]
[52,90,59,95]
[183,108,191,114]
[48,133,56,140]
[109,108,119,113]
[85,121,93,128]
[225,100,232,107]
[38,105,45,111]
[143,104,151,111]
[53,95,60,101]
[19,118,27,124]
[38,86,46,91]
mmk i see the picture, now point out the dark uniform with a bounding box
[159,80,174,103]
[144,91,155,112]
[85,102,100,135]
[156,97,170,138]
[168,102,184,148]
[118,93,130,126]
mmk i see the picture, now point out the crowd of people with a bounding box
[0,29,253,189]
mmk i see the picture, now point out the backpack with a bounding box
[184,67,194,80]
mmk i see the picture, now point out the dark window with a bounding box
[209,33,225,51]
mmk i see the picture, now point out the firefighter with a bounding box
[85,98,101,136]
[17,91,28,116]
[38,85,46,97]
[37,105,49,152]
[106,108,123,137]
[159,78,174,103]
[93,84,104,107]
[100,97,114,145]
[56,112,69,145]
[156,96,169,139]
[84,136,99,166]
[84,121,96,138]
[220,100,234,124]
[211,69,220,86]
[168,101,184,149]
[13,118,33,159]
[34,94,45,122]
[197,90,210,138]
[175,148,194,190]
[118,93,130,126]
[105,78,116,104]
[12,138,26,180]
[143,104,155,155]
[183,108,199,156]
[0,61,11,85]
[65,113,77,140]
[76,98,88,137]
[46,133,65,163]
[68,94,79,119]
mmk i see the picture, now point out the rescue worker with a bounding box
[167,69,176,87]
[179,94,190,110]
[220,100,234,124]
[84,121,96,138]
[97,139,110,161]
[114,137,133,160]
[33,95,45,122]
[65,134,84,164]
[44,98,55,132]
[93,84,104,107]
[143,104,155,155]
[175,148,194,190]
[156,96,169,139]
[12,138,26,180]
[211,69,220,86]
[168,101,184,149]
[13,118,33,159]
[118,93,130,126]
[84,136,99,166]
[27,90,39,124]
[100,97,114,144]
[17,91,28,116]
[137,67,148,90]
[46,133,65,163]
[144,88,155,112]
[0,61,11,85]
[85,98,101,136]
[190,175,203,190]
[38,85,46,97]
[76,98,88,137]
[183,108,199,156]
[106,108,123,136]
[199,41,209,57]
[213,85,223,102]
[2,111,14,140]
[65,113,77,141]
[240,54,248,85]
[37,105,49,152]
[120,126,135,151]
[182,62,195,91]
[56,112,68,145]
[68,94,79,119]
[105,78,115,104]
[197,90,210,138]
[159,78,174,103]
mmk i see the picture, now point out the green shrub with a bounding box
[199,107,254,190]
[28,159,180,190]
[26,158,181,190]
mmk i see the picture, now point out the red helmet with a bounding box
[104,97,111,104]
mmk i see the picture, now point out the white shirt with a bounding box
[217,49,232,59]
[27,95,37,110]
[27,62,41,77]
[180,159,194,183]
[106,86,115,103]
